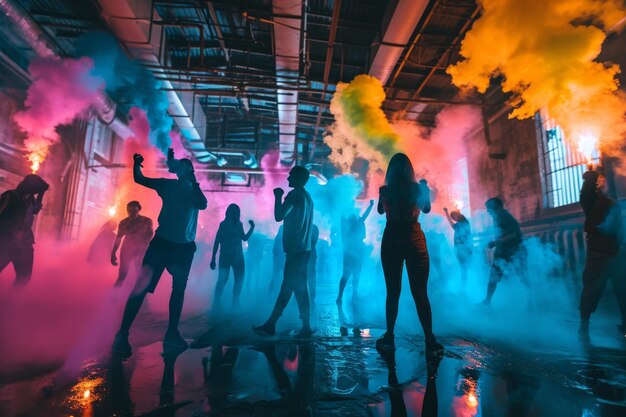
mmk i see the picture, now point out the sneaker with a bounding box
[425,335,444,356]
[376,332,395,351]
[253,323,276,337]
[112,331,132,359]
[163,330,188,354]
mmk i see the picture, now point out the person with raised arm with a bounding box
[578,167,626,341]
[336,199,374,304]
[112,149,207,358]
[0,174,48,286]
[210,203,255,310]
[443,207,473,289]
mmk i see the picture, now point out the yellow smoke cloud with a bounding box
[447,0,626,159]
[324,74,400,193]
[324,75,480,205]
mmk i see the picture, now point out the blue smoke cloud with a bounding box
[75,32,172,153]
[307,174,363,222]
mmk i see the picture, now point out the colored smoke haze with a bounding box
[13,56,104,172]
[324,74,478,209]
[394,105,480,212]
[447,0,626,161]
[76,32,173,154]
[109,107,164,224]
[324,75,395,194]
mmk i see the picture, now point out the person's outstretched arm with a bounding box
[361,199,374,221]
[243,220,255,241]
[188,171,208,210]
[133,154,160,189]
[443,208,454,228]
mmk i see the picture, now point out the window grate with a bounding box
[536,110,597,208]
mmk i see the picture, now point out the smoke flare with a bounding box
[447,0,626,161]
[76,32,174,154]
[13,57,104,172]
[324,74,479,209]
[324,75,401,194]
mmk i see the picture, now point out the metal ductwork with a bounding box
[272,0,302,165]
[368,0,429,86]
[95,0,211,156]
[0,0,133,139]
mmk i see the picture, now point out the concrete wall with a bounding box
[0,79,123,242]
[466,111,543,223]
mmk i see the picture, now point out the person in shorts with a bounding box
[112,150,207,358]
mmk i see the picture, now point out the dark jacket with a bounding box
[0,190,38,243]
[580,178,623,254]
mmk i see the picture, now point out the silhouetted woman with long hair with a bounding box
[210,203,255,310]
[376,153,443,355]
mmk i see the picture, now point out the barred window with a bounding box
[535,110,599,208]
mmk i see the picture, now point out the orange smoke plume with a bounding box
[447,0,626,162]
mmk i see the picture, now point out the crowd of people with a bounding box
[1,149,625,359]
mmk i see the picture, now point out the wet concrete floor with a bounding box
[2,284,626,417]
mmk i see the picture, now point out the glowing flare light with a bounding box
[29,153,42,174]
[108,206,117,217]
[447,0,626,167]
[467,392,478,408]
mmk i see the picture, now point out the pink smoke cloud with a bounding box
[393,105,481,212]
[13,56,104,172]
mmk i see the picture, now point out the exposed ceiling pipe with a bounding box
[95,0,213,158]
[0,0,133,139]
[272,0,302,165]
[310,0,341,161]
[369,0,430,86]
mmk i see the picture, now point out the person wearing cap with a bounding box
[578,166,626,341]
[480,197,527,305]
[112,150,207,358]
[110,200,153,286]
[254,165,315,338]
[0,174,49,285]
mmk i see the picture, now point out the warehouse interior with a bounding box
[1,0,626,416]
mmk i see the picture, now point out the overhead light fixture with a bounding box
[243,153,258,169]
[224,172,249,185]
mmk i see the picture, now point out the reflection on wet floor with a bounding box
[3,288,626,417]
